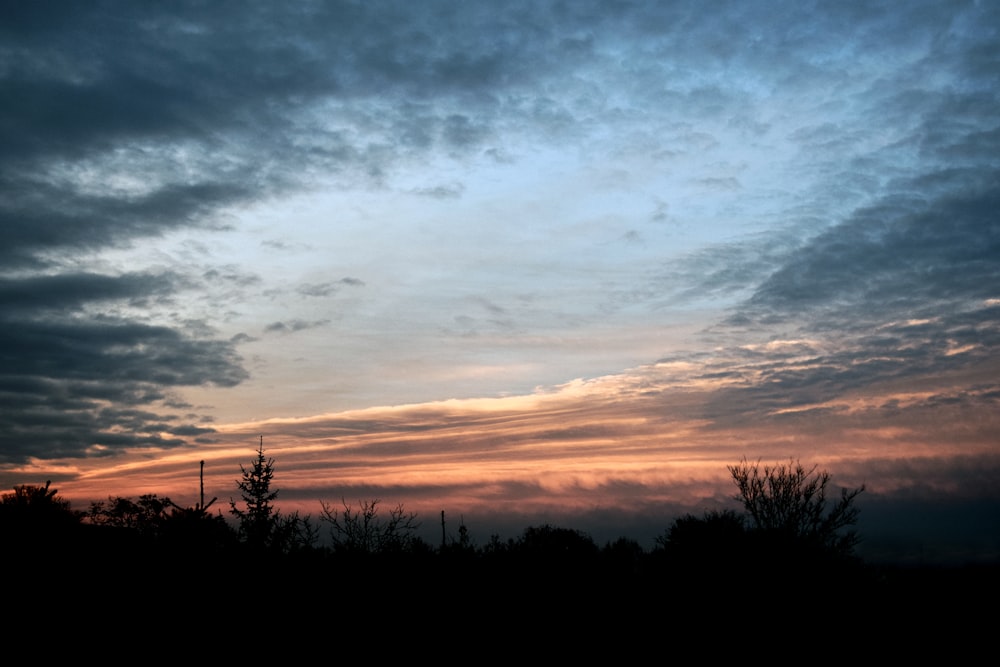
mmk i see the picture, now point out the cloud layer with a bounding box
[2,1,998,561]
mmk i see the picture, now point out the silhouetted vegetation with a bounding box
[655,508,748,571]
[88,493,172,537]
[649,458,867,586]
[1,480,84,561]
[2,480,80,528]
[729,456,864,561]
[3,451,996,644]
[230,437,318,555]
[319,497,421,556]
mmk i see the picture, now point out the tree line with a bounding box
[6,444,995,652]
[2,440,868,580]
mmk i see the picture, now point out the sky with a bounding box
[2,0,998,564]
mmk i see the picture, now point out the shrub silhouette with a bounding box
[155,504,238,558]
[1,481,83,555]
[516,524,599,559]
[509,524,601,587]
[601,536,646,573]
[656,508,747,567]
[1,480,78,520]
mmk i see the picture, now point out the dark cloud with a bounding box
[264,319,330,334]
[296,283,339,298]
[637,232,800,311]
[411,183,466,199]
[0,272,183,312]
[698,174,1000,415]
[0,178,252,269]
[696,62,1000,431]
[293,278,364,297]
[693,176,742,191]
[167,424,218,437]
[5,0,986,267]
[0,266,248,463]
[0,316,246,463]
[742,171,1000,328]
[0,2,559,268]
[339,277,365,287]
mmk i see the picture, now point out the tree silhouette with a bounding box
[87,494,171,538]
[729,457,865,561]
[229,437,317,555]
[319,497,420,556]
[230,436,279,551]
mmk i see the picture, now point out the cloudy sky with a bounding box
[2,1,998,562]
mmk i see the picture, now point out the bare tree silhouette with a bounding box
[319,497,420,556]
[729,457,865,560]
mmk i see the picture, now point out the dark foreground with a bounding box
[6,532,997,661]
